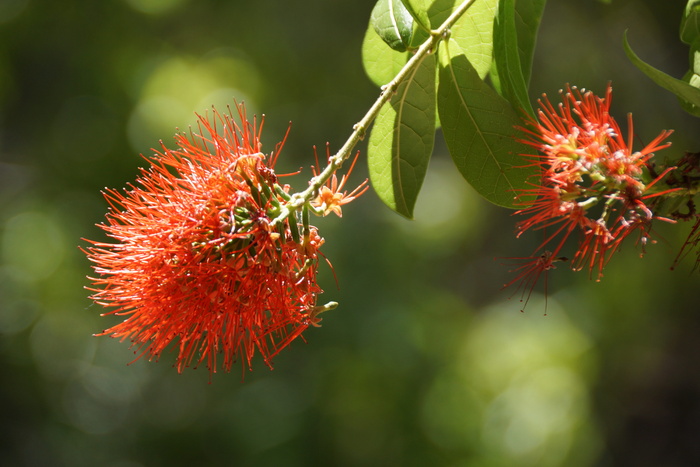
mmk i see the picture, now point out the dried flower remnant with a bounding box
[83,105,347,376]
[667,152,700,270]
[503,251,568,313]
[674,216,700,270]
[505,84,677,299]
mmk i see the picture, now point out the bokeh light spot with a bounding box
[127,53,258,153]
[0,0,29,24]
[393,157,483,254]
[0,297,40,335]
[29,313,98,381]
[122,0,187,15]
[2,211,66,282]
[127,96,189,154]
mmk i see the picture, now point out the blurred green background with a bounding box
[1,0,700,466]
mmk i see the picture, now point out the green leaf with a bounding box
[368,53,437,218]
[624,31,700,117]
[401,0,431,32]
[421,0,455,28]
[513,0,546,86]
[492,0,534,116]
[681,68,700,116]
[438,47,533,208]
[370,0,414,52]
[681,0,700,45]
[691,39,700,74]
[362,22,409,87]
[440,0,498,79]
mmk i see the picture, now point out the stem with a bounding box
[273,0,478,223]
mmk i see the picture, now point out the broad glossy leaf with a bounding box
[370,0,414,52]
[513,0,546,86]
[681,0,700,45]
[438,48,533,208]
[624,32,700,116]
[440,0,498,79]
[362,22,409,87]
[421,0,454,28]
[401,0,431,31]
[493,0,533,116]
[368,53,437,218]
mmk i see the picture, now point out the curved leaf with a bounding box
[370,0,415,52]
[401,0,431,31]
[368,53,437,218]
[362,21,409,87]
[441,0,498,79]
[438,48,533,208]
[492,0,533,116]
[423,0,465,29]
[624,31,700,116]
[681,0,700,45]
[513,0,546,86]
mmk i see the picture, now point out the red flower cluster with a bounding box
[84,105,331,376]
[507,84,676,300]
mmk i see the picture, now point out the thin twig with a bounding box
[273,0,477,223]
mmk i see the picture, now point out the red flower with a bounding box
[84,105,330,376]
[507,84,676,295]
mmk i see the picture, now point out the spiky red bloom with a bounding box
[507,84,676,293]
[84,105,327,375]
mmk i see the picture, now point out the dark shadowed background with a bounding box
[1,0,699,466]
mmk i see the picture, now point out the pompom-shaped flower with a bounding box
[84,105,334,376]
[506,84,677,302]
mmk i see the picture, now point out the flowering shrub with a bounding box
[84,0,700,376]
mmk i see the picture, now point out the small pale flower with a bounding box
[311,145,368,217]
